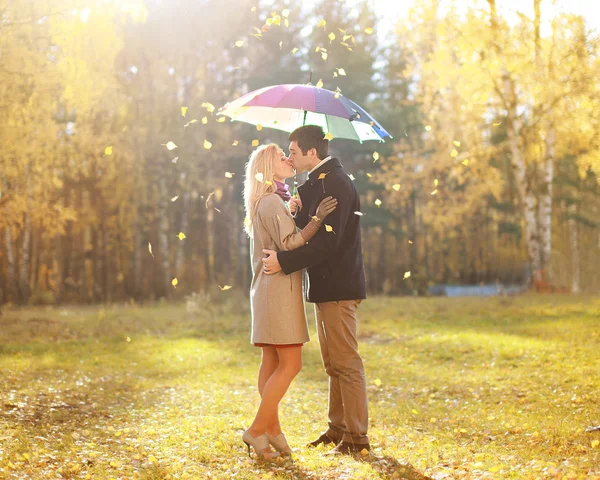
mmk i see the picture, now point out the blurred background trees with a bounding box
[1,0,598,305]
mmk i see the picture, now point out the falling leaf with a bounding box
[171,278,178,288]
[348,174,355,180]
[453,140,461,147]
[360,448,370,456]
[126,336,131,342]
[291,47,299,54]
[354,211,364,216]
[462,159,469,166]
[408,240,413,244]
[255,172,264,182]
[148,242,154,257]
[430,417,437,423]
[251,6,256,12]
[220,285,232,291]
[181,106,188,117]
[425,125,432,131]
[324,132,333,141]
[177,232,186,240]
[104,146,113,155]
[392,184,401,191]
[225,172,234,178]
[328,32,336,42]
[235,40,245,47]
[364,27,374,35]
[201,102,215,113]
[373,378,382,386]
[265,180,273,186]
[592,440,599,448]
[374,198,382,207]
[338,68,346,76]
[252,139,259,147]
[282,8,290,17]
[412,409,418,415]
[204,139,212,150]
[334,88,342,99]
[316,78,324,89]
[184,119,198,127]
[279,41,283,50]
[317,19,326,28]
[431,189,438,195]
[372,152,380,162]
[202,116,208,124]
[318,172,328,180]
[404,271,411,279]
[232,140,239,146]
[172,157,179,164]
[321,52,328,60]
[493,121,502,126]
[333,71,338,78]
[272,15,281,26]
[434,178,439,187]
[316,46,321,52]
[450,148,458,157]
[367,173,372,178]
[149,455,158,463]
[205,191,215,209]
[171,195,179,202]
[256,124,263,131]
[217,117,226,123]
[165,141,177,150]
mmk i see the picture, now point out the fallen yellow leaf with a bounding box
[373,378,382,386]
[450,148,458,157]
[104,146,113,155]
[462,159,469,166]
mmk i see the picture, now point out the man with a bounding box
[262,125,369,455]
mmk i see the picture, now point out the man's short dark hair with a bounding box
[289,125,329,160]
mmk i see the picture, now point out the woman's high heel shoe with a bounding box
[266,432,293,456]
[242,429,280,460]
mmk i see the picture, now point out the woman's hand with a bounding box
[315,196,338,221]
[289,196,302,214]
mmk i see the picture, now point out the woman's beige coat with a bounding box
[249,194,309,345]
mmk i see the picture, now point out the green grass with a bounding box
[1,294,599,479]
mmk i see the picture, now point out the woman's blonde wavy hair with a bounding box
[243,143,281,237]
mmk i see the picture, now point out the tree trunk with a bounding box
[568,204,581,293]
[158,174,171,296]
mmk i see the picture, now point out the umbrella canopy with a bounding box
[217,84,392,143]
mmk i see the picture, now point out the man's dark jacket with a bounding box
[277,157,367,303]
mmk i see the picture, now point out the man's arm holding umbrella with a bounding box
[262,181,352,275]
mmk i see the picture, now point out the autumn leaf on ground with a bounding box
[204,140,212,150]
[181,106,188,117]
[104,146,113,156]
[404,271,411,279]
[177,232,186,240]
[462,159,469,166]
[450,148,458,157]
[164,141,177,150]
[201,102,215,113]
[373,378,382,386]
[220,285,232,291]
[148,242,154,257]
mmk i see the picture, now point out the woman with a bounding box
[241,143,337,460]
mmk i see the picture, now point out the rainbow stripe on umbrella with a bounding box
[217,84,392,143]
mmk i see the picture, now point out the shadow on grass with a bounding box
[358,453,433,480]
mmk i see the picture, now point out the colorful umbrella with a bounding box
[217,84,392,143]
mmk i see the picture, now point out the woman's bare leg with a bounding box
[248,346,302,438]
[258,347,279,397]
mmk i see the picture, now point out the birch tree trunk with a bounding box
[568,204,581,293]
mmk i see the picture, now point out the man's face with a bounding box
[288,140,314,174]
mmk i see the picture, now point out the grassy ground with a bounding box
[1,294,599,479]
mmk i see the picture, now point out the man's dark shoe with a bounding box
[324,441,371,456]
[306,433,341,448]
